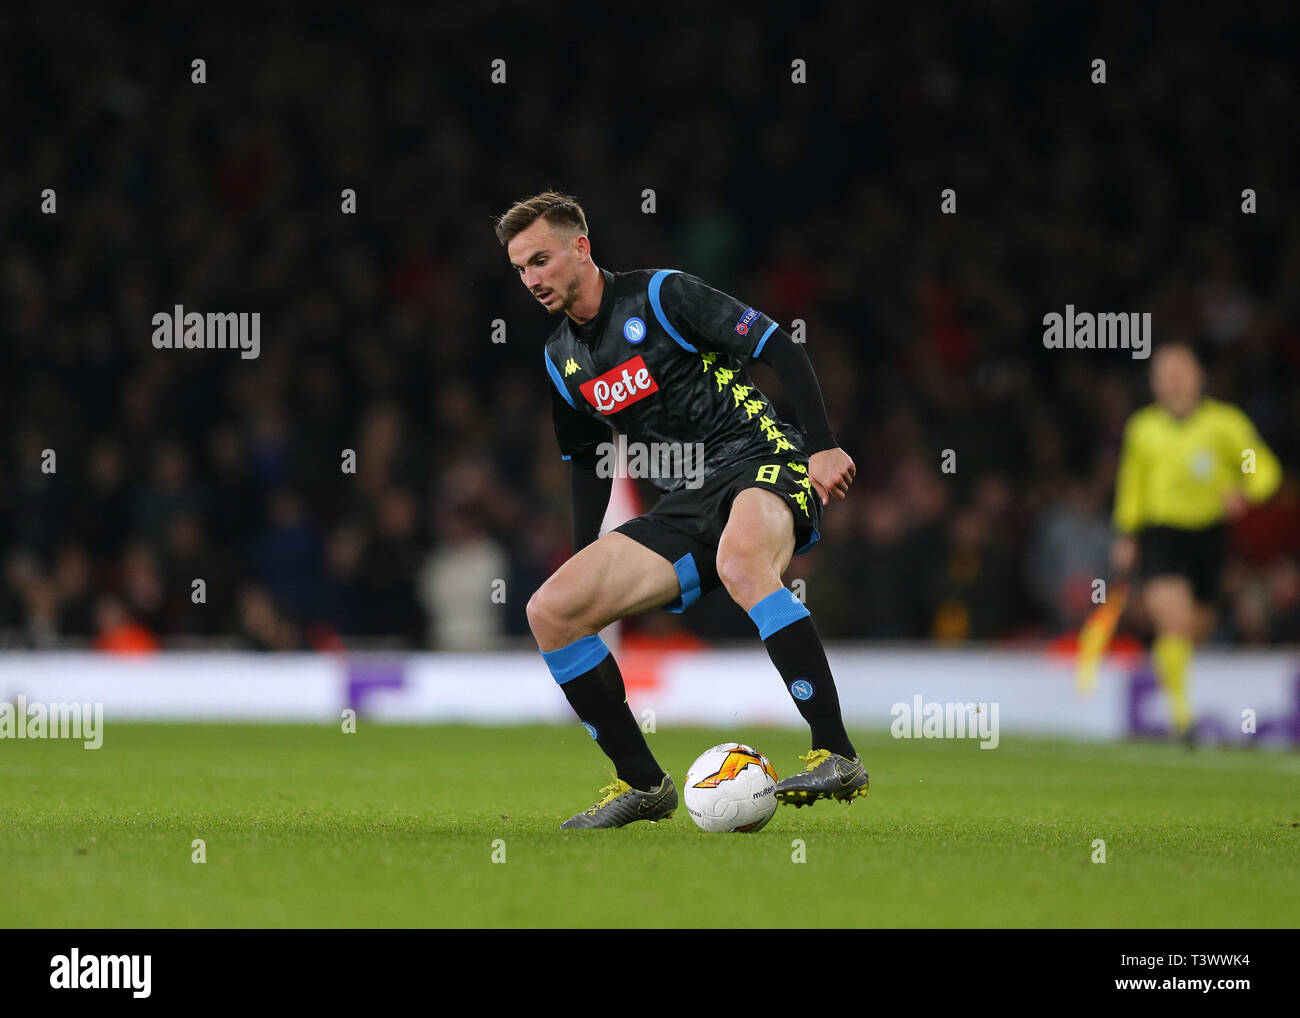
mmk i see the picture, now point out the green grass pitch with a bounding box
[2,722,1298,928]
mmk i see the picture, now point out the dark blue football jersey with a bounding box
[544,267,807,493]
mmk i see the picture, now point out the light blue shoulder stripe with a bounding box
[753,321,779,359]
[647,269,698,353]
[544,347,576,408]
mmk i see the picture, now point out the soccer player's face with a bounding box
[1151,348,1203,416]
[508,221,582,316]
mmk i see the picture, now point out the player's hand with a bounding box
[1110,536,1137,577]
[809,448,855,505]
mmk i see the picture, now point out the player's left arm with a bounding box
[754,331,854,505]
[1218,403,1282,517]
[657,270,853,505]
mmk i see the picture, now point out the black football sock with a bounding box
[747,588,857,759]
[541,634,665,791]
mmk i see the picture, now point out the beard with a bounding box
[545,277,581,316]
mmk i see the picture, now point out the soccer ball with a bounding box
[684,743,779,833]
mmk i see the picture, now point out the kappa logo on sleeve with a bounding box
[734,307,761,335]
[579,355,660,414]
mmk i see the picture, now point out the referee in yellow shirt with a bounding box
[1111,343,1282,738]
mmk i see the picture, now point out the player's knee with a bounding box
[715,550,773,607]
[526,581,588,648]
[526,586,565,645]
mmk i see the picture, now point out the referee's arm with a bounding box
[1110,416,1145,574]
[1222,405,1282,506]
[1111,416,1146,536]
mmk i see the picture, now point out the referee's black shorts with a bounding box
[613,453,823,613]
[1137,523,1227,604]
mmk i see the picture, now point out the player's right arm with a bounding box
[547,367,614,554]
[568,455,611,554]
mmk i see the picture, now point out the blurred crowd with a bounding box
[2,2,1298,650]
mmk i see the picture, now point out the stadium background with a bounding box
[3,1,1298,655]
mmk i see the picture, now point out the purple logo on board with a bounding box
[1126,667,1300,745]
[346,662,405,715]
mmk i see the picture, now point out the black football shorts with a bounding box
[1138,523,1227,604]
[613,453,823,613]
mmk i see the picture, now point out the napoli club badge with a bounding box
[623,317,646,344]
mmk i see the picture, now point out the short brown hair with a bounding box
[493,191,588,247]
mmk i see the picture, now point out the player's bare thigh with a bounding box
[716,487,796,612]
[526,532,682,651]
